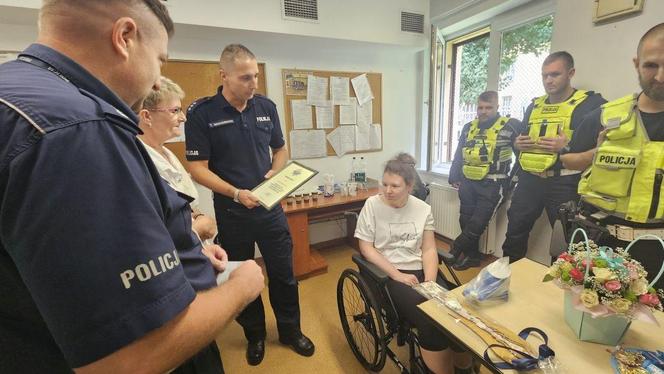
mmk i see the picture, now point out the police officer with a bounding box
[186,44,315,366]
[561,23,664,291]
[502,51,606,262]
[0,2,265,373]
[445,91,520,270]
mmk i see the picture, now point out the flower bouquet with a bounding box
[543,228,664,345]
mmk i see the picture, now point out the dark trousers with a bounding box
[216,205,300,342]
[502,172,580,261]
[385,270,462,352]
[454,179,503,259]
[172,342,224,374]
[573,218,664,291]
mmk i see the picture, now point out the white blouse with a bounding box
[139,139,200,209]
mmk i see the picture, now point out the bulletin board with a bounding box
[282,69,382,158]
[160,60,267,169]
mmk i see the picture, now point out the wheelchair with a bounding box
[337,250,461,373]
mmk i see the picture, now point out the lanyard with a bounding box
[483,327,555,371]
[17,55,71,83]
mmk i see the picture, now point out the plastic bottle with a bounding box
[358,157,367,183]
[350,157,357,182]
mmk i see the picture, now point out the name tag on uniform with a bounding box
[209,119,234,128]
[256,116,271,123]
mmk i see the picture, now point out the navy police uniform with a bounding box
[502,91,606,261]
[569,104,664,290]
[185,87,301,343]
[0,44,221,373]
[449,114,520,263]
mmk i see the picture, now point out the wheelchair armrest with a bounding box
[352,254,390,285]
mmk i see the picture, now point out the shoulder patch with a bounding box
[187,96,213,114]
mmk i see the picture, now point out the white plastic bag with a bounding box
[462,257,511,304]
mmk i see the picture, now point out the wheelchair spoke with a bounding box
[337,269,387,371]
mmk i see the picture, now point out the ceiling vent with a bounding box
[401,11,424,34]
[282,0,319,22]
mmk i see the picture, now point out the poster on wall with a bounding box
[284,71,312,96]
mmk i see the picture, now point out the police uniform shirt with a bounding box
[569,105,664,152]
[185,86,285,209]
[519,90,607,171]
[0,44,215,371]
[448,114,521,185]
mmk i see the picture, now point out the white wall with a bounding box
[0,0,428,47]
[0,4,426,245]
[551,0,664,101]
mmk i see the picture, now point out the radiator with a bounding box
[429,183,461,239]
[428,183,491,254]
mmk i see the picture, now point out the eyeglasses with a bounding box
[147,107,183,115]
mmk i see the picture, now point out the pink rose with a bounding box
[558,253,574,262]
[604,280,621,292]
[581,259,594,269]
[570,268,584,282]
[639,293,661,307]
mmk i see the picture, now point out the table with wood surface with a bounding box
[419,259,664,373]
[281,187,379,279]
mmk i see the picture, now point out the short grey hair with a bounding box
[219,44,256,70]
[142,76,185,109]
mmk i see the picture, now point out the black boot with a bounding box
[441,247,461,264]
[452,256,481,271]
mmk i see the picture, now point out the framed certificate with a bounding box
[252,161,318,210]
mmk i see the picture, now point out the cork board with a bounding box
[282,69,382,158]
[160,60,267,169]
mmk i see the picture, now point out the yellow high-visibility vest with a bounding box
[519,90,589,173]
[462,116,512,180]
[579,94,664,223]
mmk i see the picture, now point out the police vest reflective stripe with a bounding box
[578,93,664,223]
[462,116,512,180]
[519,90,589,173]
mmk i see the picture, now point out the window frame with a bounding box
[427,0,555,176]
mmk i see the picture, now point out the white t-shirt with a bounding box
[139,139,200,209]
[354,194,435,270]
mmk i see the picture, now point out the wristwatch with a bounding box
[233,188,241,203]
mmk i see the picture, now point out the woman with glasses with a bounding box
[137,76,219,245]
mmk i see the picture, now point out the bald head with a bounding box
[637,23,664,57]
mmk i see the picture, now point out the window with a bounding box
[429,12,554,174]
[498,15,554,120]
[432,28,490,167]
[501,95,513,114]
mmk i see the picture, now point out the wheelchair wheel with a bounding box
[337,268,387,371]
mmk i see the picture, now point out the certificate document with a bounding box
[252,161,318,210]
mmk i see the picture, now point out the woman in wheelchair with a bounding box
[354,153,473,374]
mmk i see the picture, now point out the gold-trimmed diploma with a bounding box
[252,161,318,210]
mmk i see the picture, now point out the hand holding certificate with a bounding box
[252,161,318,210]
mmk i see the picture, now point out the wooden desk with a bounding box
[419,259,664,373]
[281,188,379,279]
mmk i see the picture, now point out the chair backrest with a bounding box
[411,172,429,202]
